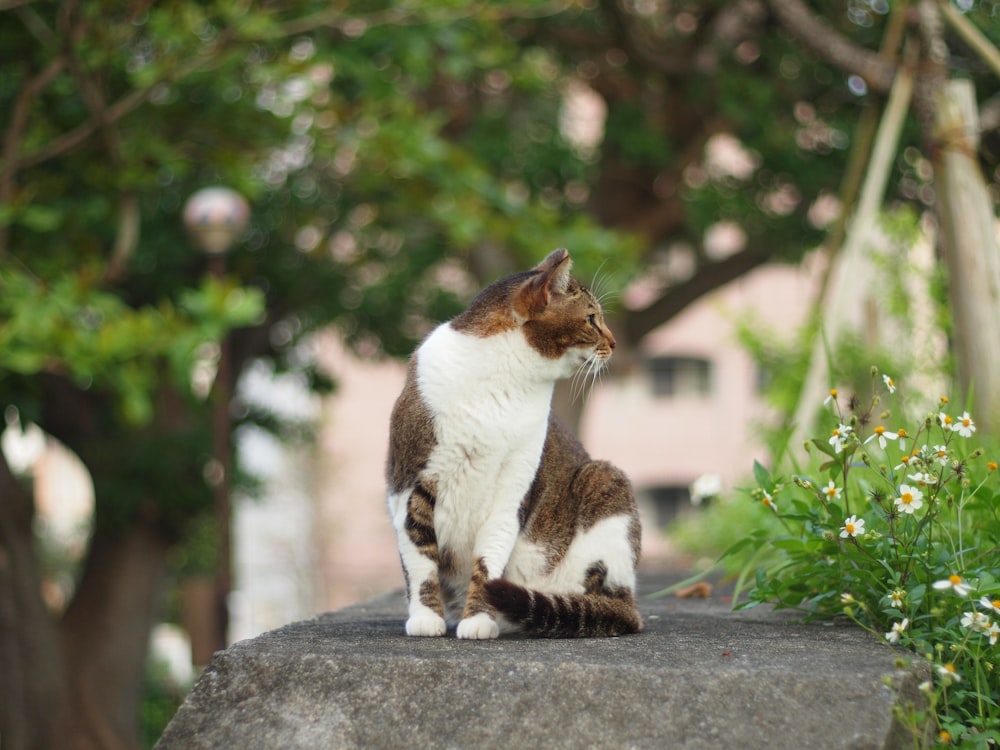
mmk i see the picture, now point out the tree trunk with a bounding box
[0,452,65,750]
[915,1,1000,434]
[55,508,171,750]
[930,79,1000,434]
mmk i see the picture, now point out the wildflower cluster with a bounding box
[733,371,1000,746]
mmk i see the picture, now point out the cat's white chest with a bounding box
[415,324,553,561]
[416,323,553,443]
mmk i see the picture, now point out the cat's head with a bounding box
[452,249,616,372]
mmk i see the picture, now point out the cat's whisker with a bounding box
[590,358,607,401]
[571,354,606,404]
[591,267,617,309]
[570,359,591,403]
[589,264,624,311]
[571,358,591,403]
[590,260,609,301]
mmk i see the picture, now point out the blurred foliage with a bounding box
[139,657,191,749]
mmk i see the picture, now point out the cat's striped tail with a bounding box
[484,579,643,638]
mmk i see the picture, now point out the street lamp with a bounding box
[183,187,250,256]
[182,186,250,658]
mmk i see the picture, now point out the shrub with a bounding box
[731,369,1000,747]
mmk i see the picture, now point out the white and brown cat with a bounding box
[386,248,642,639]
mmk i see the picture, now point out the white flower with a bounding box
[978,596,1000,614]
[839,515,865,538]
[888,590,905,609]
[865,425,890,450]
[952,411,976,437]
[893,484,924,515]
[936,663,962,683]
[893,454,914,472]
[829,423,853,453]
[840,592,855,605]
[824,388,838,406]
[822,480,841,502]
[761,491,778,512]
[933,574,972,597]
[961,610,991,632]
[906,471,936,487]
[894,429,908,452]
[689,473,722,506]
[883,374,896,393]
[938,412,954,430]
[932,445,949,466]
[885,618,909,644]
[989,622,1000,646]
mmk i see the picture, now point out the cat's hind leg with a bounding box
[390,483,447,636]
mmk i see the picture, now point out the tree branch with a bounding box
[766,0,898,94]
[623,245,772,345]
[0,55,66,255]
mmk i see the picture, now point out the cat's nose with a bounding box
[608,335,616,350]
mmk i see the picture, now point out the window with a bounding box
[644,485,691,526]
[646,356,712,397]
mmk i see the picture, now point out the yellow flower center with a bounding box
[845,523,855,534]
[949,574,962,585]
[830,389,838,397]
[992,599,1000,610]
[962,418,971,427]
[874,426,885,435]
[897,429,907,438]
[944,663,956,674]
[989,462,998,472]
[944,415,953,425]
[901,493,913,505]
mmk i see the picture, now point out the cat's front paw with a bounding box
[405,613,447,637]
[456,612,499,640]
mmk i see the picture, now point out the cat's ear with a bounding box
[515,249,572,319]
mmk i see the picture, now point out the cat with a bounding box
[385,248,642,639]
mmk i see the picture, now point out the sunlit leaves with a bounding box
[0,268,263,424]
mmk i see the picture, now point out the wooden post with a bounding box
[931,79,1000,433]
[787,58,913,449]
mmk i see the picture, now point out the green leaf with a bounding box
[753,459,775,491]
[811,437,837,459]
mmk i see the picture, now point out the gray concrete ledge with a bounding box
[156,574,930,750]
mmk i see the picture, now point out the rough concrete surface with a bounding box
[156,575,930,750]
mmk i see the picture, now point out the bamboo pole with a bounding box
[938,0,1000,80]
[787,57,914,450]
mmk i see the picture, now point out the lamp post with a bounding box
[182,186,250,656]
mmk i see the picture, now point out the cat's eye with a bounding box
[586,313,598,328]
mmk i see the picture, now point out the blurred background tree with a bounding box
[2,1,998,747]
